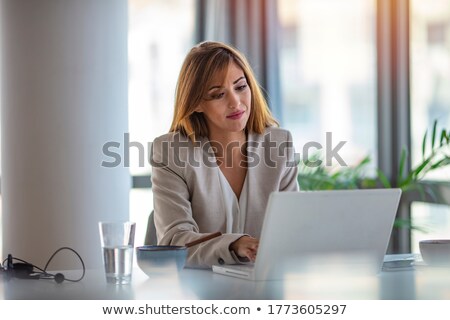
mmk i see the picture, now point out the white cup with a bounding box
[98,221,136,284]
[419,239,450,266]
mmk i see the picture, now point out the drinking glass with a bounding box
[98,221,136,284]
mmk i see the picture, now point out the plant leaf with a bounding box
[394,218,429,233]
[429,157,450,170]
[376,169,391,188]
[439,129,447,147]
[422,129,428,159]
[431,119,437,151]
[410,157,432,181]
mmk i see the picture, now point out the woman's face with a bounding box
[196,62,251,139]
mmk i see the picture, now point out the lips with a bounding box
[226,111,245,120]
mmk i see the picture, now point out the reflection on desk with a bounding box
[1,254,450,300]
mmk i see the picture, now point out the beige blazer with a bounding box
[151,127,299,268]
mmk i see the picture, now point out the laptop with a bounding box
[212,189,402,281]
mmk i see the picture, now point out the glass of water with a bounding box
[98,221,136,285]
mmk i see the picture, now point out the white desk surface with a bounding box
[1,254,450,300]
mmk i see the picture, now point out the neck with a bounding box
[208,130,246,159]
[209,130,246,146]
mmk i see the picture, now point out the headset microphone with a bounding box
[1,247,85,284]
[54,273,65,284]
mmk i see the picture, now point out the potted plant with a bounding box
[297,120,450,231]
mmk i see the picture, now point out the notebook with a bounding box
[212,189,402,281]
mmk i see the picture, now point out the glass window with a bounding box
[410,0,450,180]
[128,0,195,176]
[411,202,450,253]
[128,0,196,232]
[278,0,377,171]
[130,188,153,247]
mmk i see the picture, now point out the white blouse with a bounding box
[217,169,249,234]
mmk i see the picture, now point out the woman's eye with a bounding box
[236,84,248,91]
[211,92,224,99]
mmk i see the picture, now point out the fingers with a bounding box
[237,236,259,261]
[244,245,258,262]
[247,238,259,252]
[244,248,257,262]
[229,235,260,261]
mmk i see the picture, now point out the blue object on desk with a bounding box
[136,245,188,277]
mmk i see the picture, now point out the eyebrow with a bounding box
[208,76,246,91]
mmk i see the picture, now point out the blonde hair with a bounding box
[169,41,278,140]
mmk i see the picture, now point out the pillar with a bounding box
[1,0,129,269]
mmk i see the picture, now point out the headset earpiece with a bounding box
[54,273,65,284]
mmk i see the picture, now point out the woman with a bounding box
[151,41,299,268]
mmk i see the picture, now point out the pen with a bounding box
[184,232,222,248]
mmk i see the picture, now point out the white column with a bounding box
[1,0,129,269]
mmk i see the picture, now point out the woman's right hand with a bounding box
[229,236,259,262]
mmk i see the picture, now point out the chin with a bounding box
[230,123,248,133]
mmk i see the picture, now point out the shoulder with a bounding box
[248,127,297,162]
[151,132,212,170]
[153,131,190,144]
[152,132,200,154]
[151,132,192,165]
[264,126,293,139]
[249,126,294,143]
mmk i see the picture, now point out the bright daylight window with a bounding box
[128,0,195,245]
[278,0,377,172]
[410,0,450,252]
[410,0,450,179]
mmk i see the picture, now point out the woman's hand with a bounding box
[229,236,259,262]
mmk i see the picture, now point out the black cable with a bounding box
[43,246,85,282]
[2,256,47,273]
[2,247,86,283]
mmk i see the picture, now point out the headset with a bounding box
[1,247,85,284]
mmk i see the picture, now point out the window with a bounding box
[128,0,195,245]
[410,0,450,181]
[278,0,377,171]
[410,0,450,250]
[411,202,450,253]
[126,0,450,251]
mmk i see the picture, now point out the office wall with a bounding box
[1,0,130,269]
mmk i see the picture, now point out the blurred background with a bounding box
[2,0,450,260]
[127,0,450,253]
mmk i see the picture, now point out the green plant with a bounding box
[297,120,450,231]
[376,120,450,200]
[298,154,372,190]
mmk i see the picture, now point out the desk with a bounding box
[1,255,450,300]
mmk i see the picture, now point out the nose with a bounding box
[228,91,240,109]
